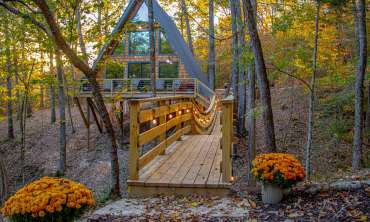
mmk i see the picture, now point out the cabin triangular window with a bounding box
[131,2,149,24]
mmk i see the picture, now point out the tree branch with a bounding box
[31,0,96,77]
[266,63,312,91]
[0,0,49,35]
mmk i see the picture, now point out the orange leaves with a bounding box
[1,177,95,218]
[251,153,305,187]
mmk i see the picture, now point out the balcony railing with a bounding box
[79,78,214,104]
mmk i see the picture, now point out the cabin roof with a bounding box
[93,0,208,86]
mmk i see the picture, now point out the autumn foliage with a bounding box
[1,177,95,222]
[252,153,305,188]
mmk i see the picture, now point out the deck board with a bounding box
[127,113,231,197]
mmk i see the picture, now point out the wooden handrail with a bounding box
[128,97,194,180]
[221,95,234,183]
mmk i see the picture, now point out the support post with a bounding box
[129,100,140,180]
[87,98,103,133]
[221,95,234,183]
[87,98,90,150]
[159,100,167,155]
[120,101,124,149]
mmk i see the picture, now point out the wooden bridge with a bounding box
[126,94,234,197]
[76,78,234,197]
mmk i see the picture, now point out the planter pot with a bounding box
[262,183,283,204]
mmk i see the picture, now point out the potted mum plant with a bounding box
[1,177,95,222]
[251,153,305,204]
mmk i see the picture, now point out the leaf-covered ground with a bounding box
[85,187,369,221]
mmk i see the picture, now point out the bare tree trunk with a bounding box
[305,1,320,180]
[208,0,216,90]
[352,0,367,171]
[243,0,277,152]
[230,0,239,98]
[76,1,88,61]
[148,0,156,96]
[55,49,67,176]
[180,0,194,54]
[5,20,14,140]
[49,49,56,123]
[246,65,256,185]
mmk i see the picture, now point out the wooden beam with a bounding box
[87,98,103,133]
[73,97,89,128]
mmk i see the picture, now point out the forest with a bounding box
[0,0,368,221]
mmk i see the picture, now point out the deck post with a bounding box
[129,100,140,180]
[159,100,167,155]
[221,95,234,183]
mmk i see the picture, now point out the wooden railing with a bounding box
[221,95,234,183]
[128,96,194,180]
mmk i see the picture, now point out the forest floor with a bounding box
[0,86,369,221]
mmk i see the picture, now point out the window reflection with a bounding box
[129,31,150,55]
[131,2,148,23]
[160,32,175,54]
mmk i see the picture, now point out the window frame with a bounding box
[128,30,157,56]
[158,61,179,79]
[128,62,151,79]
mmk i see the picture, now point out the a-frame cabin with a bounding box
[80,0,212,102]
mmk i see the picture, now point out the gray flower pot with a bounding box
[262,183,283,204]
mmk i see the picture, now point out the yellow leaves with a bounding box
[1,177,95,218]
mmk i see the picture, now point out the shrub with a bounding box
[1,177,95,222]
[251,153,305,188]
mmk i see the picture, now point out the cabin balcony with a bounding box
[78,78,214,105]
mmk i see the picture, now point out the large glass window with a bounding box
[105,61,125,79]
[159,62,179,78]
[129,31,150,55]
[160,32,175,54]
[128,62,151,78]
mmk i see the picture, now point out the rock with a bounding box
[330,180,362,190]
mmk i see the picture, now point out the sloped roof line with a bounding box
[92,0,209,87]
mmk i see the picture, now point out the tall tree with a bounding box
[236,0,246,134]
[12,43,21,121]
[76,1,88,61]
[4,15,15,140]
[49,49,56,123]
[243,0,277,151]
[208,0,215,90]
[180,0,194,54]
[305,0,320,180]
[352,0,367,170]
[55,49,66,176]
[148,0,156,96]
[229,0,239,98]
[246,65,256,184]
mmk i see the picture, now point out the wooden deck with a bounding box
[127,114,231,197]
